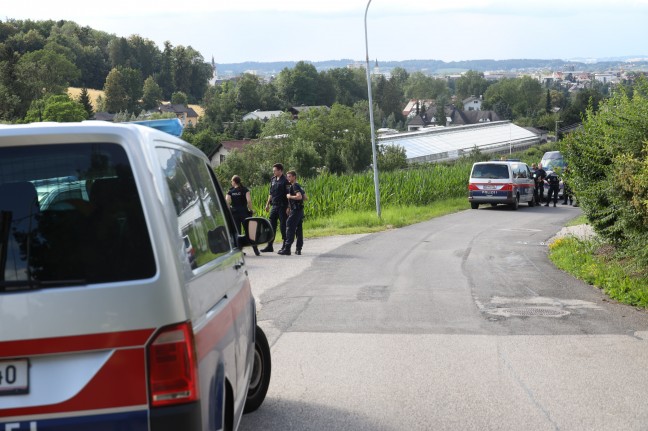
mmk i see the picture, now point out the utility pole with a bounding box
[364,0,381,218]
[555,120,563,142]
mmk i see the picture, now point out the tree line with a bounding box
[0,18,212,121]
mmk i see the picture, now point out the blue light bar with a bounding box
[130,118,184,137]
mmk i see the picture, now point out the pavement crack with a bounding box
[497,343,560,431]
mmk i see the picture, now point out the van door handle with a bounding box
[234,260,245,270]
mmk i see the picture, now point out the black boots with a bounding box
[277,248,291,255]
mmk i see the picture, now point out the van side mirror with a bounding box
[241,217,274,247]
[207,226,230,254]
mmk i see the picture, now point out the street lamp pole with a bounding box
[364,0,381,218]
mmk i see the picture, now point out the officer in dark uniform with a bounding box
[535,163,547,204]
[226,175,259,256]
[260,163,289,252]
[277,170,304,256]
[545,170,560,207]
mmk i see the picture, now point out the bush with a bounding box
[561,76,648,266]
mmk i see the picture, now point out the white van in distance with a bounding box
[468,160,536,210]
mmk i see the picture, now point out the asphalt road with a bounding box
[240,204,648,431]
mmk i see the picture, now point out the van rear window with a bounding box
[0,143,155,291]
[471,164,510,179]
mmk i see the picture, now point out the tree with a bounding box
[15,48,80,100]
[404,72,448,100]
[157,41,174,100]
[482,77,543,120]
[236,73,261,112]
[374,75,405,126]
[142,76,162,110]
[77,87,94,119]
[276,61,320,106]
[455,70,491,100]
[24,94,86,122]
[378,144,407,171]
[171,91,188,105]
[103,68,129,112]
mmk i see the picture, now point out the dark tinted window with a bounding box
[472,164,510,179]
[0,143,155,291]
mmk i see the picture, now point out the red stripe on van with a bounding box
[194,283,252,361]
[0,328,155,358]
[0,348,147,418]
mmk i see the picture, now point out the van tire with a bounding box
[470,202,479,209]
[511,195,519,210]
[244,325,271,414]
[528,198,535,207]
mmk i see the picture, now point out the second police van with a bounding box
[468,160,536,210]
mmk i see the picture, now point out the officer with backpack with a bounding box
[545,170,560,207]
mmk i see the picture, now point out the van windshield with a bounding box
[471,164,510,179]
[0,143,155,291]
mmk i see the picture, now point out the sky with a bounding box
[4,0,648,64]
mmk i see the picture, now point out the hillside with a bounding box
[67,88,205,118]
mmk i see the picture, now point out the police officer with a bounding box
[277,170,305,256]
[226,175,259,256]
[545,170,560,207]
[562,165,574,205]
[535,163,547,204]
[260,163,289,252]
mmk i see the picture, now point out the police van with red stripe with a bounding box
[0,120,273,430]
[468,160,536,210]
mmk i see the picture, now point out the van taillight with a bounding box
[468,184,480,191]
[147,322,199,407]
[500,183,513,191]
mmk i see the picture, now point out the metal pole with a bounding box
[364,0,381,218]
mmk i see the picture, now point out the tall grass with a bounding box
[249,160,472,219]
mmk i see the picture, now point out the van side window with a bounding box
[156,148,233,268]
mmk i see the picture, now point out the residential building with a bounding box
[208,139,255,167]
[157,103,199,127]
[462,96,483,111]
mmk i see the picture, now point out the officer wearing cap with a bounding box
[260,163,289,253]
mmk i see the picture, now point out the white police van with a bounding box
[468,160,536,210]
[0,120,273,430]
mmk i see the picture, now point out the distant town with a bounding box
[213,57,648,81]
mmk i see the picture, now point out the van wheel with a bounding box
[528,198,535,207]
[244,325,271,414]
[470,202,479,209]
[511,195,519,210]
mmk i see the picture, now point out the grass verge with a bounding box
[548,236,648,308]
[303,197,467,238]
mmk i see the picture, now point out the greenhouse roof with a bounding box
[378,121,541,163]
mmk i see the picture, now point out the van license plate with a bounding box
[483,185,497,190]
[0,359,29,395]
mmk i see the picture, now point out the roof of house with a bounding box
[380,121,540,163]
[449,109,501,126]
[243,110,284,121]
[207,139,256,159]
[402,99,435,117]
[462,96,481,104]
[158,104,199,117]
